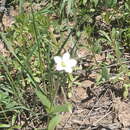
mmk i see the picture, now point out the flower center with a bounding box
[61,61,66,67]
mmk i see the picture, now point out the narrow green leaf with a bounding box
[111,0,117,7]
[60,0,66,15]
[106,0,117,7]
[83,0,88,5]
[99,30,111,42]
[0,124,10,128]
[111,28,116,40]
[9,125,22,129]
[19,0,25,14]
[0,106,29,114]
[35,90,51,109]
[127,0,130,7]
[12,114,17,126]
[115,41,121,58]
[123,84,129,98]
[102,65,109,81]
[51,103,72,114]
[67,0,74,15]
[91,0,99,7]
[48,115,61,130]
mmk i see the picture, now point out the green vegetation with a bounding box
[0,0,130,129]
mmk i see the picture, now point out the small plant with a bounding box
[35,52,77,129]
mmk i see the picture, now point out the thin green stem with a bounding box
[31,7,43,77]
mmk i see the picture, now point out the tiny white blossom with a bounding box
[54,52,77,73]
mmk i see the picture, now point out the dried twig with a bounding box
[78,88,110,130]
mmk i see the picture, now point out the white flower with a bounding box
[54,52,77,73]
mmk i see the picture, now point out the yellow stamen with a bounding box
[61,61,66,67]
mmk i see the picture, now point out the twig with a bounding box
[93,105,112,126]
[78,88,109,130]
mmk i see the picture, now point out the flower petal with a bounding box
[54,56,62,64]
[63,52,70,61]
[64,67,72,73]
[56,64,64,71]
[69,59,77,67]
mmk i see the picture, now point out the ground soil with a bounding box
[58,79,130,130]
[0,1,130,130]
[57,48,130,130]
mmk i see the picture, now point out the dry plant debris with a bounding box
[113,97,130,128]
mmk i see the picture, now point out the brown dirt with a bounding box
[0,1,130,130]
[58,80,130,129]
[57,48,130,129]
